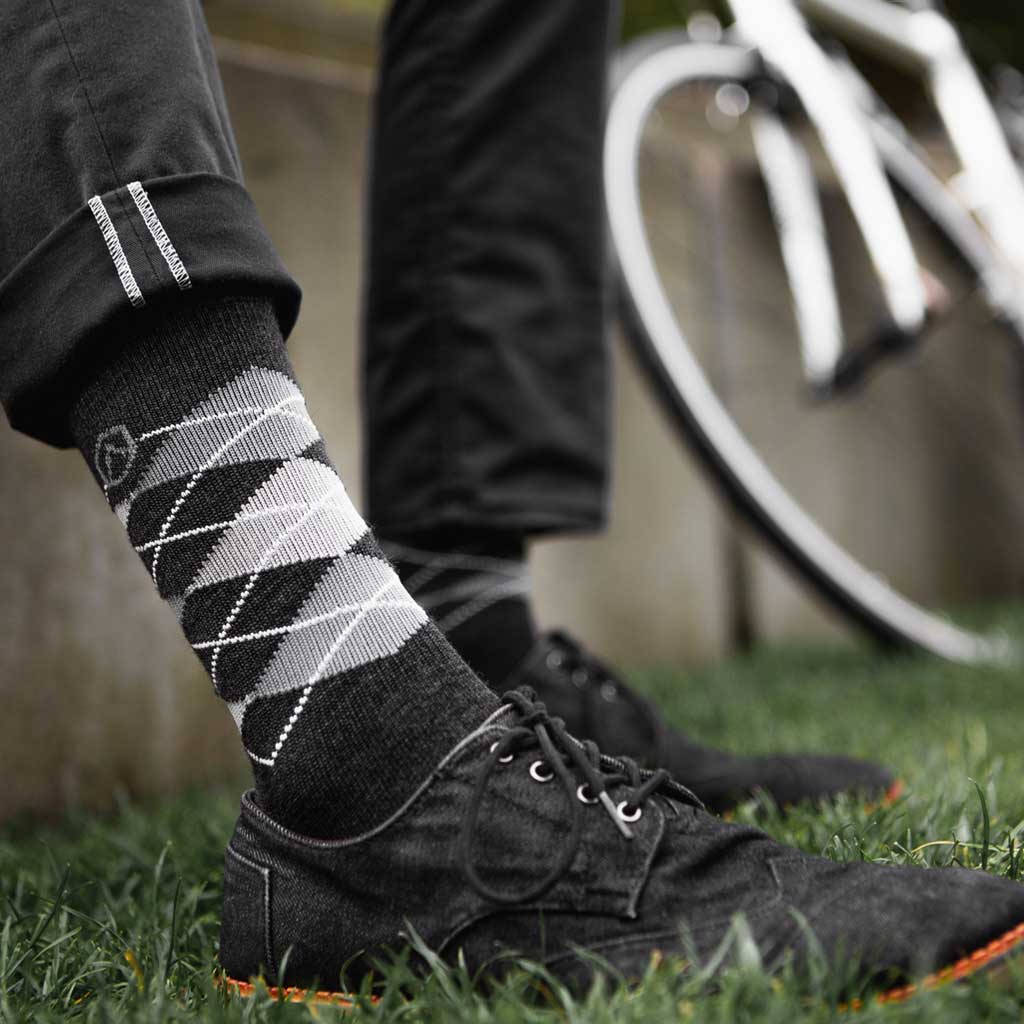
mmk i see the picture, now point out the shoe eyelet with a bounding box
[600,682,618,702]
[529,760,555,783]
[617,801,643,823]
[571,668,589,689]
[489,741,514,765]
[576,784,599,805]
[546,650,565,670]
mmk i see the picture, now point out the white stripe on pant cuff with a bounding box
[128,181,192,290]
[88,195,146,308]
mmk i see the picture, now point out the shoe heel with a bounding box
[219,843,276,984]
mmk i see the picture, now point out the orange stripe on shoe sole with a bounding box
[720,777,906,822]
[220,974,370,1008]
[222,916,1024,1011]
[861,778,906,815]
[844,919,1024,1011]
[882,778,905,805]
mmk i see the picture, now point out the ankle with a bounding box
[381,526,537,687]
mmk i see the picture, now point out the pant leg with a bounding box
[362,0,619,537]
[0,0,301,447]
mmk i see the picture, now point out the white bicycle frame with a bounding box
[725,0,1024,385]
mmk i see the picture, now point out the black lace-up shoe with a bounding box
[219,691,1024,1007]
[505,631,898,812]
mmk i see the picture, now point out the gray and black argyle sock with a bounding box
[382,529,537,688]
[70,298,497,838]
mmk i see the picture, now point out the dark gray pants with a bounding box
[0,0,617,537]
[0,0,300,446]
[363,0,619,537]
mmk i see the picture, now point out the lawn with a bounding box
[5,631,1024,1022]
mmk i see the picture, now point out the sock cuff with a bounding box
[69,296,290,452]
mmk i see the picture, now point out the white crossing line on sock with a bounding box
[207,479,347,688]
[127,181,192,290]
[268,574,406,765]
[148,393,308,585]
[137,404,313,443]
[383,541,524,575]
[88,196,145,308]
[434,578,530,634]
[389,544,530,634]
[190,597,421,649]
[416,575,527,611]
[133,500,349,553]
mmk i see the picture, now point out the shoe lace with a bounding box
[458,688,697,906]
[545,630,669,764]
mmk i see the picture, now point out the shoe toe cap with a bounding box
[762,753,896,807]
[680,751,896,812]
[796,861,1024,980]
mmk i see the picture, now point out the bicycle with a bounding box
[605,0,1024,664]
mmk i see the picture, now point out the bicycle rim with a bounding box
[605,34,1020,664]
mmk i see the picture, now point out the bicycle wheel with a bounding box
[606,31,1023,663]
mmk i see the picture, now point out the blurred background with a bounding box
[3,0,1024,821]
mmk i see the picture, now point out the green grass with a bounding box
[6,633,1024,1022]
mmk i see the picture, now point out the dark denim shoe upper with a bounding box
[220,691,1024,996]
[506,631,895,811]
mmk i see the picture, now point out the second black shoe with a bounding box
[504,631,898,812]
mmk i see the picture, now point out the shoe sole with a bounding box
[220,975,366,1008]
[720,777,906,821]
[857,778,905,815]
[882,778,905,805]
[865,919,1024,1008]
[220,917,1024,1009]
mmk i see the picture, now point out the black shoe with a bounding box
[219,690,1024,1006]
[505,632,898,813]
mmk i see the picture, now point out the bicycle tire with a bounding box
[605,31,1016,664]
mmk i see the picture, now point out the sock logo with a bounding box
[95,425,137,489]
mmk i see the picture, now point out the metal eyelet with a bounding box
[576,784,599,805]
[546,650,565,670]
[571,668,589,689]
[617,801,643,823]
[529,760,555,783]
[600,682,618,702]
[489,741,514,765]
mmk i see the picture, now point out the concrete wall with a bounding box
[2,43,1021,819]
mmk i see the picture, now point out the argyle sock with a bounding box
[69,298,497,838]
[382,528,536,687]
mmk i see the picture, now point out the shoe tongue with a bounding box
[504,634,556,683]
[539,642,657,754]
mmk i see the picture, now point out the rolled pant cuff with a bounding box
[0,172,301,448]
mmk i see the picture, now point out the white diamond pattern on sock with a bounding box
[112,366,428,767]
